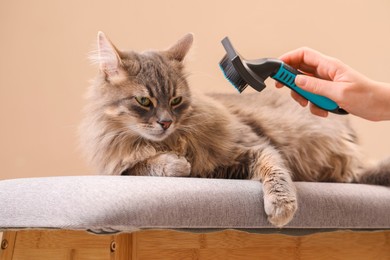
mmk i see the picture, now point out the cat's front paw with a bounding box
[157,153,191,177]
[263,189,297,227]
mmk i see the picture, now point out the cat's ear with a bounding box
[165,33,193,62]
[95,31,125,80]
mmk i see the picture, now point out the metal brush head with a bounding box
[219,37,267,92]
[219,54,248,92]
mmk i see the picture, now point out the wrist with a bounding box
[371,81,390,121]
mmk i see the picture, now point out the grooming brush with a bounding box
[219,37,347,114]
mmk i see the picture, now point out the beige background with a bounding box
[0,0,389,179]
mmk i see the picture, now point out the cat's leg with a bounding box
[125,152,191,177]
[249,144,297,227]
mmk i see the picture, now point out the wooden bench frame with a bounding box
[1,229,389,259]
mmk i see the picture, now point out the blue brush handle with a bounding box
[272,63,347,114]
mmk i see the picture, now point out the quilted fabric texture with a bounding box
[1,176,390,232]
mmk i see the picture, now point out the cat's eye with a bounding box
[170,97,182,106]
[135,97,152,107]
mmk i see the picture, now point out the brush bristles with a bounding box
[219,55,248,93]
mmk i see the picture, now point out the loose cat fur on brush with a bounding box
[80,32,390,227]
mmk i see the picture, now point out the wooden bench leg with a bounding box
[0,231,17,260]
[0,230,133,260]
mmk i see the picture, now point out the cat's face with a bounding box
[92,32,193,142]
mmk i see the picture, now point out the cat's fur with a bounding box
[80,32,390,227]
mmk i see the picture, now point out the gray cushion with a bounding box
[0,176,389,233]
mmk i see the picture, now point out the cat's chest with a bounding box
[157,136,189,156]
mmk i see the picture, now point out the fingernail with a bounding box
[295,75,306,86]
[319,111,328,117]
[300,100,308,107]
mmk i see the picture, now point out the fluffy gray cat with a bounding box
[80,32,390,227]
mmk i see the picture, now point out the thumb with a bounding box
[295,75,339,101]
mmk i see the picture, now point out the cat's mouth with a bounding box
[130,122,175,142]
[142,127,174,142]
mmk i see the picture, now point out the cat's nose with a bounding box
[157,120,172,130]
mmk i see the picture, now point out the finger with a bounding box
[280,47,340,80]
[291,91,308,107]
[295,75,341,102]
[279,47,323,71]
[275,81,284,88]
[309,103,329,117]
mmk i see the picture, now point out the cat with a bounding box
[80,32,390,227]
